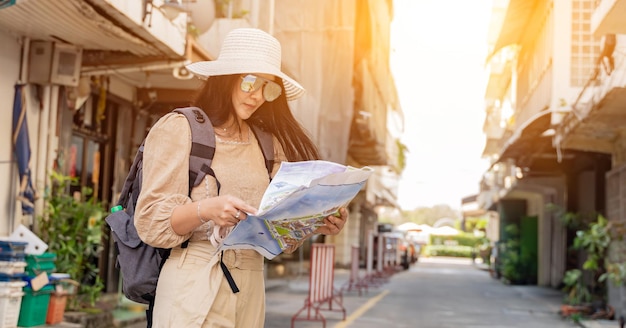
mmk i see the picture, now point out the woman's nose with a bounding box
[250,87,264,101]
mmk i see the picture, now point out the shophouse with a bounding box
[480,0,626,317]
[0,0,401,296]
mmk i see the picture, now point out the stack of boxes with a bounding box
[0,240,28,328]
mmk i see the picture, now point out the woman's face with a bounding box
[231,73,280,120]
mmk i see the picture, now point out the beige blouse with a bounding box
[134,112,286,249]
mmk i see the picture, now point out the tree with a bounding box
[401,204,460,226]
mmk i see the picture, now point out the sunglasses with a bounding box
[240,74,282,102]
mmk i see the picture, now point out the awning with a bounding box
[482,138,501,157]
[592,0,626,37]
[348,114,388,166]
[0,0,184,60]
[487,0,542,61]
[496,109,553,166]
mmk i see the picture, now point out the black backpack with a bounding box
[105,106,274,306]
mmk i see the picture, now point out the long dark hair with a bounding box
[192,74,320,161]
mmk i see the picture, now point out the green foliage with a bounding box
[498,224,533,284]
[599,220,626,286]
[573,215,610,272]
[429,233,481,247]
[395,139,408,174]
[37,171,106,310]
[562,269,591,305]
[215,0,249,18]
[464,217,488,231]
[424,245,473,258]
[546,203,591,231]
[425,232,488,259]
[401,205,460,226]
[562,214,617,305]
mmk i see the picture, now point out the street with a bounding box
[265,257,579,328]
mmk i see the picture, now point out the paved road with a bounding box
[265,257,580,328]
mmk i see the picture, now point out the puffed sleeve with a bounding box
[134,113,194,248]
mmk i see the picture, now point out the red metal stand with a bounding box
[291,244,346,328]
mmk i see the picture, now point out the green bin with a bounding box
[17,284,54,327]
[25,253,56,276]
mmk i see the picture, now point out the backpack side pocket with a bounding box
[106,210,161,304]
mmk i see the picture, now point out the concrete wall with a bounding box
[0,30,22,236]
[606,164,626,318]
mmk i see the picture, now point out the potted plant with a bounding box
[37,171,107,311]
[560,268,593,318]
[561,214,617,320]
[600,221,626,285]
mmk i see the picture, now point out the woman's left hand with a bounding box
[314,207,348,236]
[282,208,348,254]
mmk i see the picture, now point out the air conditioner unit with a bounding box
[28,41,82,87]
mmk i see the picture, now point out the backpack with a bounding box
[105,106,274,305]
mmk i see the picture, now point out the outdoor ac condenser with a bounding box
[28,40,82,87]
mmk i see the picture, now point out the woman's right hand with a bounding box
[199,195,258,227]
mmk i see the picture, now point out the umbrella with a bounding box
[12,83,36,215]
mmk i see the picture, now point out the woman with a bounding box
[134,28,348,327]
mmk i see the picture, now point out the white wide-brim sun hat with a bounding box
[186,28,305,101]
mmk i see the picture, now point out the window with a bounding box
[570,0,601,87]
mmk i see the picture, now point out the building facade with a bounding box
[0,0,401,295]
[481,0,626,316]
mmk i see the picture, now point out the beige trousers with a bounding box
[152,241,265,328]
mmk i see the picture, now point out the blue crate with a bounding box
[0,241,27,254]
[0,252,26,263]
[0,272,27,282]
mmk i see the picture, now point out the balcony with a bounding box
[591,0,626,36]
[555,38,626,154]
[0,0,188,63]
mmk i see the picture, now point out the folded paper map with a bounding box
[219,160,373,259]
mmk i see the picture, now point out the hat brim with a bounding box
[186,60,305,101]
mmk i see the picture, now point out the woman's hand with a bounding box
[281,208,348,254]
[314,207,348,236]
[200,195,258,227]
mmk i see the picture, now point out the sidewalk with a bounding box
[106,264,623,328]
[581,320,621,328]
[107,268,354,327]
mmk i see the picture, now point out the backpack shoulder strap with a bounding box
[173,107,274,189]
[172,107,217,191]
[250,124,274,176]
[116,141,145,213]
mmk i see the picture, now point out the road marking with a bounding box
[334,289,390,328]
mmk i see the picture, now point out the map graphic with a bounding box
[219,160,373,259]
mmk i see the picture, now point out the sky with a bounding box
[390,0,493,211]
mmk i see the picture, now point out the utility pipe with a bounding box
[81,60,188,76]
[45,86,59,204]
[34,85,51,228]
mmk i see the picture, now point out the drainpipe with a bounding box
[45,85,59,198]
[34,85,51,230]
